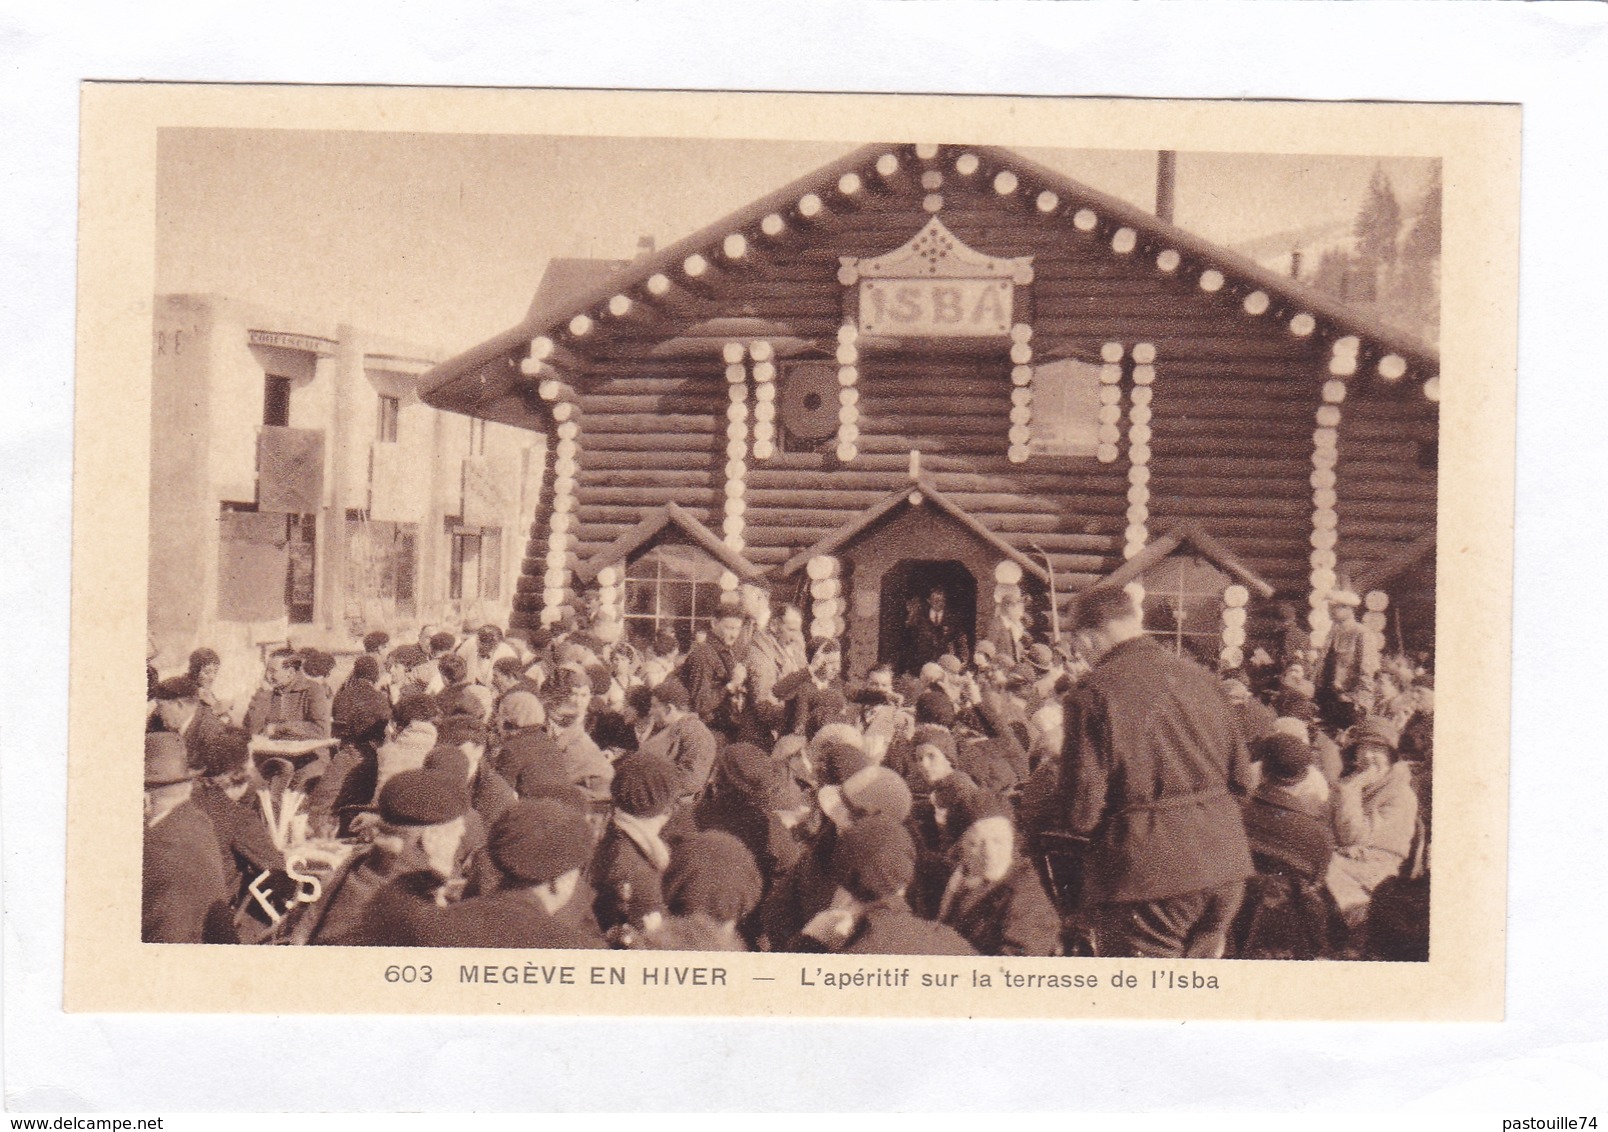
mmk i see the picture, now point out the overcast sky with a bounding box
[155,130,1437,358]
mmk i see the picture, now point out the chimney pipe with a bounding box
[1155,151,1176,225]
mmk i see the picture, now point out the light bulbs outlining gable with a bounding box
[515,143,1438,417]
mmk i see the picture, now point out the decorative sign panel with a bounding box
[859,278,1013,337]
[843,215,1032,339]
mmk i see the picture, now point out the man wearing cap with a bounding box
[938,800,1061,957]
[305,768,470,946]
[1061,585,1256,959]
[681,599,748,736]
[1314,589,1381,731]
[151,673,228,769]
[142,733,235,944]
[592,752,681,935]
[188,725,285,902]
[792,816,976,956]
[405,799,603,949]
[1326,716,1418,929]
[243,647,333,741]
[635,677,718,804]
[385,644,437,707]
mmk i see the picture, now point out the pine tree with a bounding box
[1395,165,1442,338]
[1352,166,1403,303]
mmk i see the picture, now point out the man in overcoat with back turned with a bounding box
[1060,585,1256,958]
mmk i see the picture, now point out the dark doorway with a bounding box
[879,559,978,675]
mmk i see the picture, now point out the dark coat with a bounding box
[759,823,839,948]
[591,824,668,932]
[244,674,333,740]
[301,844,431,946]
[189,779,285,900]
[180,705,230,769]
[331,678,391,743]
[801,896,977,956]
[1241,785,1336,882]
[142,800,236,944]
[938,859,1062,957]
[361,878,604,949]
[680,638,742,732]
[638,713,719,800]
[1062,635,1256,905]
[305,740,380,838]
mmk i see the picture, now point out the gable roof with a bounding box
[1098,521,1277,600]
[572,501,765,586]
[420,142,1441,422]
[1353,529,1437,592]
[775,475,1052,585]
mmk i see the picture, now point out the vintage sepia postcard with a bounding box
[66,84,1518,1019]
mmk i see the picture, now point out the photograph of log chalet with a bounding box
[419,142,1438,676]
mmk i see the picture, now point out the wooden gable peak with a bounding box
[573,501,765,586]
[1098,520,1277,599]
[776,475,1051,585]
[1353,529,1436,592]
[844,215,1033,281]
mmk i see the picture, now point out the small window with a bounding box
[1027,358,1102,457]
[447,522,502,602]
[263,375,292,428]
[377,395,400,443]
[1140,554,1231,666]
[623,543,728,651]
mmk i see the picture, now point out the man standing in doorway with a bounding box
[1061,585,1255,958]
[902,586,967,676]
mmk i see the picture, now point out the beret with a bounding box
[489,799,593,885]
[153,675,201,701]
[664,830,763,922]
[832,816,917,902]
[611,752,680,817]
[913,689,957,727]
[1254,732,1314,785]
[378,768,468,826]
[391,644,428,669]
[199,725,253,777]
[651,677,691,711]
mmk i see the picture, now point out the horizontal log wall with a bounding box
[507,173,1436,644]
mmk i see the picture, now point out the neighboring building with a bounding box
[149,294,544,707]
[419,143,1440,677]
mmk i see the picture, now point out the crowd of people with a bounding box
[141,580,1434,960]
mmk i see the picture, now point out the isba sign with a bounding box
[858,278,1014,338]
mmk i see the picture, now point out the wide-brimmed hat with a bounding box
[144,732,199,787]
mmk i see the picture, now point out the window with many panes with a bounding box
[1140,554,1231,666]
[623,543,727,651]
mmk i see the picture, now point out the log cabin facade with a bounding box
[419,143,1440,676]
